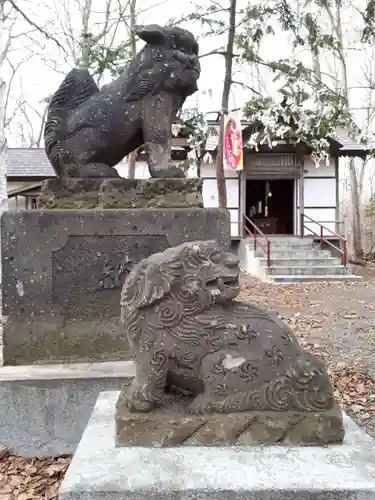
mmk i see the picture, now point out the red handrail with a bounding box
[242,215,271,266]
[301,213,347,266]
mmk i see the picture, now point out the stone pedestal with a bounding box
[0,361,135,457]
[115,395,344,446]
[38,177,204,209]
[1,208,230,365]
[59,391,375,500]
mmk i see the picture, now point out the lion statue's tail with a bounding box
[44,68,99,177]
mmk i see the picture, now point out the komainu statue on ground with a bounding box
[117,241,344,445]
[44,25,200,179]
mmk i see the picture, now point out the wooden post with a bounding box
[299,155,305,238]
[334,156,339,234]
[239,170,246,238]
[216,111,228,208]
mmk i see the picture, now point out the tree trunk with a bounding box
[216,0,236,208]
[79,34,92,69]
[311,49,321,82]
[77,0,94,69]
[127,0,137,179]
[324,0,363,259]
[349,159,364,263]
[196,154,201,178]
[358,159,366,197]
[334,1,349,102]
[127,150,137,178]
[0,0,9,216]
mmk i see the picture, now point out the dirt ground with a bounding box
[239,269,375,374]
[2,270,375,499]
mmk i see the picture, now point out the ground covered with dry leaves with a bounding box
[239,271,375,436]
[1,270,375,499]
[0,451,70,500]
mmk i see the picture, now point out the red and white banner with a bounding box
[223,114,243,171]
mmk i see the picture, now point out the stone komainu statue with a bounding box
[44,25,200,179]
[119,240,337,416]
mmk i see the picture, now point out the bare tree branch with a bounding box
[7,0,69,55]
[4,55,33,128]
[230,79,262,96]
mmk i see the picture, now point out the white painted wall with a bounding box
[115,160,149,178]
[304,178,336,206]
[295,157,337,236]
[303,157,336,177]
[199,163,240,237]
[198,163,239,178]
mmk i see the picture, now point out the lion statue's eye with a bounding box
[152,48,164,61]
[196,249,210,261]
[210,252,221,263]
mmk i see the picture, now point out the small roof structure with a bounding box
[7,182,43,200]
[7,148,55,179]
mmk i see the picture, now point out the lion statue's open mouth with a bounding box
[206,276,240,294]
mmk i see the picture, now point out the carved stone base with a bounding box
[115,392,345,447]
[38,178,203,209]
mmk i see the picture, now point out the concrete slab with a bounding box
[0,361,135,457]
[59,391,375,500]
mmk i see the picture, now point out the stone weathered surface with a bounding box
[44,25,200,179]
[117,240,343,444]
[0,362,135,457]
[38,178,203,209]
[117,240,342,444]
[1,209,229,365]
[116,392,344,446]
[59,391,375,500]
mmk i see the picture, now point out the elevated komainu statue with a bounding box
[116,241,344,446]
[44,25,200,179]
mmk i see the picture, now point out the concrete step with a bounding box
[248,241,317,250]
[246,237,314,244]
[255,249,333,258]
[265,265,352,276]
[264,237,315,243]
[258,257,342,267]
[268,274,361,283]
[240,237,355,284]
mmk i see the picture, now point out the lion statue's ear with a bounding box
[121,258,181,309]
[134,24,167,45]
